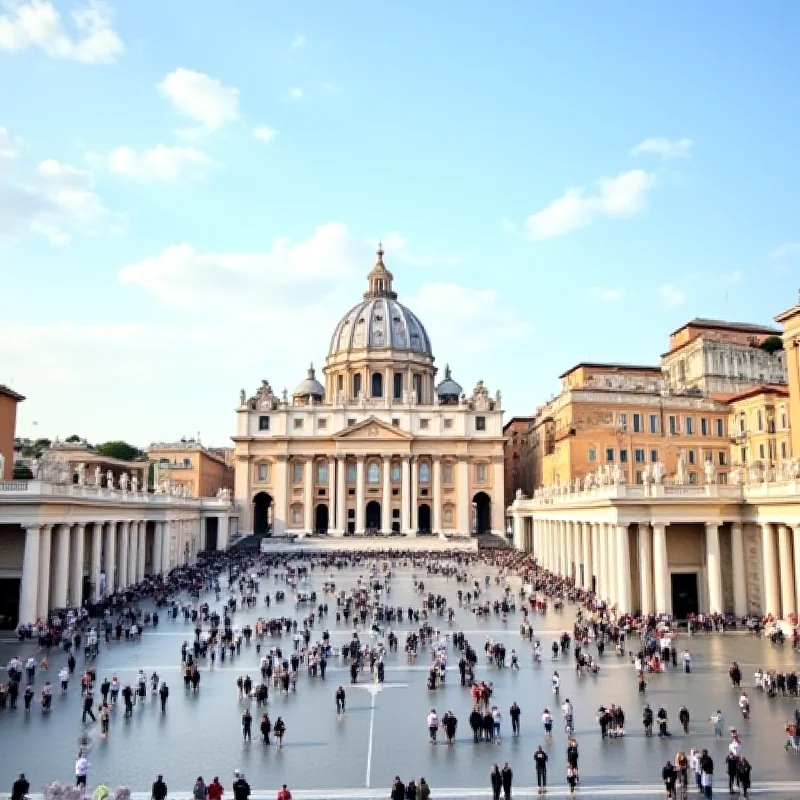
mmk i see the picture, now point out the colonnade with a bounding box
[18,517,205,625]
[759,522,800,621]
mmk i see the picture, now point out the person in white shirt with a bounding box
[541,708,554,738]
[75,753,90,788]
[427,709,439,744]
[59,667,70,694]
[728,737,742,758]
[551,671,560,694]
[739,692,749,719]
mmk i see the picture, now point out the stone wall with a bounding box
[666,523,704,568]
[743,522,763,615]
[0,524,23,573]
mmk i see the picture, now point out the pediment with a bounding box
[335,416,412,440]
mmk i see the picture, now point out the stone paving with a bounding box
[1,560,800,798]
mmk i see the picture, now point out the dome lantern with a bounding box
[293,362,324,402]
[364,242,397,300]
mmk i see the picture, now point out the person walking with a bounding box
[662,761,677,799]
[151,775,168,800]
[274,716,286,749]
[75,753,90,789]
[490,765,502,800]
[82,691,96,723]
[276,784,291,800]
[427,708,439,744]
[232,773,250,800]
[242,708,252,742]
[736,757,751,799]
[260,713,272,745]
[501,763,513,800]
[159,682,169,712]
[335,686,346,715]
[534,745,548,793]
[678,705,690,735]
[510,702,521,736]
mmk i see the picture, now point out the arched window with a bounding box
[353,373,362,398]
[419,462,430,484]
[372,372,383,398]
[367,462,380,484]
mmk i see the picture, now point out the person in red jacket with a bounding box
[207,778,224,800]
[276,785,291,800]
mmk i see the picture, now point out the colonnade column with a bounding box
[793,526,800,622]
[304,459,314,533]
[598,524,609,604]
[572,523,581,582]
[581,522,591,589]
[355,457,365,534]
[401,457,411,535]
[153,522,163,575]
[37,524,53,619]
[457,457,469,536]
[69,522,86,607]
[616,524,632,615]
[730,522,747,618]
[138,521,147,578]
[52,523,70,609]
[410,458,419,534]
[103,522,116,595]
[381,455,392,534]
[328,456,337,536]
[118,522,129,590]
[335,457,346,535]
[273,456,287,536]
[432,458,442,535]
[19,525,41,624]
[761,523,780,617]
[162,521,172,572]
[778,524,796,619]
[652,523,669,615]
[605,523,617,608]
[590,523,600,594]
[565,521,574,580]
[705,522,724,615]
[544,521,552,570]
[638,523,654,615]
[90,522,102,602]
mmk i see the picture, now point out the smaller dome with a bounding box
[436,364,462,397]
[293,363,324,399]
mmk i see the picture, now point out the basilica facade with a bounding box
[233,246,505,538]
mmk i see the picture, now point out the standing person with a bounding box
[678,705,690,734]
[566,763,577,794]
[710,710,724,737]
[242,708,252,742]
[99,703,110,737]
[276,784,291,800]
[274,716,286,749]
[232,773,250,800]
[510,702,521,737]
[700,750,714,800]
[736,757,751,799]
[490,765,502,800]
[427,708,439,744]
[566,738,579,780]
[390,777,405,800]
[159,682,169,712]
[193,777,207,800]
[662,761,677,799]
[11,774,29,800]
[207,777,224,800]
[75,752,90,790]
[725,752,739,794]
[417,777,430,800]
[534,745,548,793]
[501,763,513,800]
[335,686,346,715]
[151,775,168,800]
[260,713,272,745]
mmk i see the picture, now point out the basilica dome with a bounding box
[328,245,432,358]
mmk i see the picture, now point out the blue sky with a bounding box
[1,1,798,446]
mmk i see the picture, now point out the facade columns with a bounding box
[793,526,800,622]
[565,521,574,579]
[304,458,314,533]
[153,521,163,575]
[572,522,581,582]
[598,524,609,604]
[731,522,747,618]
[128,521,138,585]
[432,458,442,534]
[52,523,70,609]
[335,457,347,535]
[652,523,669,615]
[19,525,41,624]
[581,522,591,589]
[410,458,419,533]
[590,523,600,594]
[778,524,796,619]
[551,521,559,573]
[328,456,337,535]
[705,522,724,615]
[761,523,780,617]
[638,523,654,615]
[37,523,53,619]
[103,522,116,595]
[273,457,287,536]
[615,524,632,615]
[162,520,172,572]
[457,458,469,536]
[401,457,411,535]
[118,522,129,589]
[90,522,102,601]
[355,457,365,534]
[606,523,617,607]
[69,522,86,607]
[138,521,146,578]
[381,455,392,534]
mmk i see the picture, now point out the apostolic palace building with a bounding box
[232,245,506,539]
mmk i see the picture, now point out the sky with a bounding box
[1,1,799,448]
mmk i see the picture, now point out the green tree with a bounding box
[13,463,33,479]
[21,438,52,458]
[761,336,784,354]
[94,441,143,461]
[65,434,83,443]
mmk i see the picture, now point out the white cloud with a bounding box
[631,137,693,159]
[526,169,656,239]
[658,283,687,309]
[589,286,624,303]
[0,143,107,245]
[500,217,516,233]
[290,33,306,48]
[771,242,800,272]
[0,0,123,63]
[378,232,462,267]
[722,270,744,285]
[288,87,304,101]
[0,126,22,159]
[158,68,240,138]
[252,126,277,144]
[107,144,215,182]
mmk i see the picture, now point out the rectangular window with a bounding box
[443,418,453,429]
[391,418,400,428]
[782,441,788,459]
[443,464,453,484]
[293,418,304,430]
[317,463,328,484]
[619,448,628,463]
[715,418,724,437]
[337,375,343,392]
[318,418,327,429]
[634,448,645,464]
[618,412,628,432]
[291,507,302,525]
[649,414,659,434]
[183,458,192,467]
[687,449,696,465]
[605,447,615,463]
[718,472,728,484]
[413,374,423,400]
[685,417,694,435]
[669,415,678,435]
[346,464,357,483]
[718,450,727,466]
[700,418,708,436]
[393,372,403,400]
[257,463,269,482]
[635,470,643,485]
[633,413,642,433]
[688,472,698,484]
[740,447,747,463]
[292,464,303,484]
[782,413,788,429]
[650,449,659,463]
[588,447,597,463]
[476,416,486,431]
[758,410,764,432]
[258,416,270,431]
[420,419,429,429]
[759,443,765,459]
[476,464,488,483]
[347,418,356,427]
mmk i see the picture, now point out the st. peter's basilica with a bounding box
[233,245,505,538]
